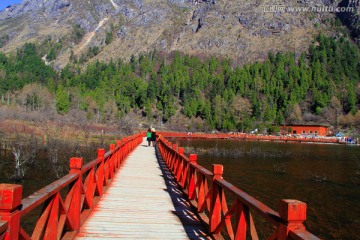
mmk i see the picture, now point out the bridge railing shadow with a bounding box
[157,134,320,240]
[155,145,213,240]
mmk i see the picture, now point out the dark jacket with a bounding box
[151,132,156,141]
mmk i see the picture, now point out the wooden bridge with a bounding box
[0,132,320,240]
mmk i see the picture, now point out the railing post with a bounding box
[69,157,83,232]
[116,140,123,163]
[0,184,22,240]
[110,143,115,151]
[277,199,307,240]
[210,164,223,233]
[178,147,184,155]
[188,154,197,200]
[97,149,106,196]
[109,144,116,178]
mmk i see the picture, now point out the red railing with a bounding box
[160,131,340,144]
[0,221,7,239]
[157,134,320,240]
[0,133,143,240]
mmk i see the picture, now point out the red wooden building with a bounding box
[280,125,330,136]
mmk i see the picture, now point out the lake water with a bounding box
[171,138,360,240]
[0,146,100,233]
[1,139,359,239]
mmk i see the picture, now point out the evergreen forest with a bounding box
[0,33,359,133]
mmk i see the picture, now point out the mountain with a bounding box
[0,0,358,70]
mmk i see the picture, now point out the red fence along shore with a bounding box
[160,131,344,144]
[157,133,320,240]
[0,133,143,240]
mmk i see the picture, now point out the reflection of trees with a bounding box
[46,137,67,178]
[46,138,105,178]
[354,157,360,185]
[45,122,106,178]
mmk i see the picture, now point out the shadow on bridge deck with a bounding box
[76,138,211,239]
[155,146,212,239]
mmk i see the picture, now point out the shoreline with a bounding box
[159,132,360,146]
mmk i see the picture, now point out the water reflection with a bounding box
[0,145,101,235]
[173,138,360,239]
[0,144,100,198]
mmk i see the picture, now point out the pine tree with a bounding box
[55,85,70,114]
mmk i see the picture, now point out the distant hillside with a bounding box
[0,33,359,133]
[1,0,357,69]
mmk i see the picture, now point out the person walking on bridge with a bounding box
[146,128,152,146]
[151,128,157,147]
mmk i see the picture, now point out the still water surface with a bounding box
[0,148,98,232]
[172,139,360,240]
[1,140,359,239]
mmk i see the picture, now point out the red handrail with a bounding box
[0,133,143,240]
[157,135,320,240]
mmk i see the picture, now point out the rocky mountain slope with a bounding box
[0,0,358,69]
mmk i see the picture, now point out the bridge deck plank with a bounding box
[76,138,211,239]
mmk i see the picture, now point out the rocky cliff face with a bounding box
[0,0,354,69]
[337,0,360,43]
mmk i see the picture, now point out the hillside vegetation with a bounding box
[0,34,359,134]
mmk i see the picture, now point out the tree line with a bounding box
[0,33,359,132]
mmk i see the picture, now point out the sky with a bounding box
[0,0,23,11]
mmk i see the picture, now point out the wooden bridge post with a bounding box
[0,184,22,240]
[210,164,223,233]
[173,144,181,182]
[110,144,115,151]
[277,199,307,239]
[97,148,106,196]
[98,148,105,158]
[69,157,84,232]
[116,140,123,165]
[188,154,197,200]
[109,144,116,178]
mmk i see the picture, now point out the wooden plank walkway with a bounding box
[76,138,211,239]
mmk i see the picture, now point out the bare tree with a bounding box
[118,112,138,136]
[330,96,342,130]
[15,83,55,112]
[287,103,303,124]
[231,96,253,121]
[9,135,40,181]
[46,137,66,178]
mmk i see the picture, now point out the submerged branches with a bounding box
[306,171,328,183]
[272,162,287,174]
